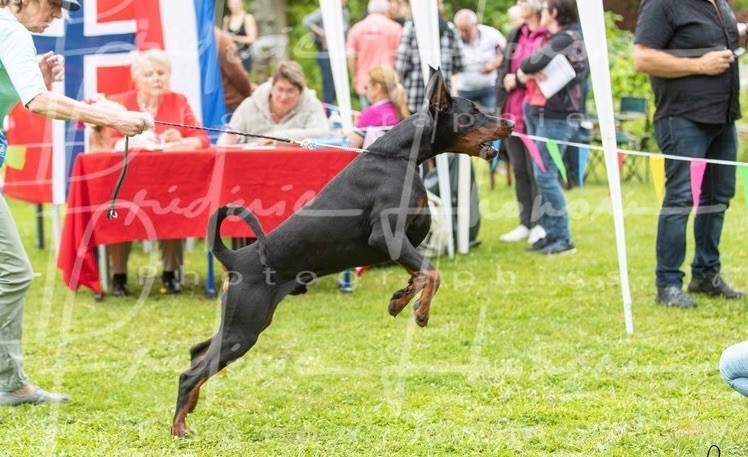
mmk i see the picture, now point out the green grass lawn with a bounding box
[1,161,746,456]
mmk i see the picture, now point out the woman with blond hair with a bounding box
[107,48,210,296]
[348,65,409,148]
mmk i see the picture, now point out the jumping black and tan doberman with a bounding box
[171,69,514,437]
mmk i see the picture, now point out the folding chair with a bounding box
[617,96,651,183]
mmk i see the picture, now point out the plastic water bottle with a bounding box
[328,110,343,132]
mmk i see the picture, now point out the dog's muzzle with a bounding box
[479,119,515,160]
[479,141,499,160]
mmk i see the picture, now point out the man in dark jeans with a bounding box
[634,0,745,308]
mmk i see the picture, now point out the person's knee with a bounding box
[719,342,748,383]
[534,172,559,191]
[662,184,693,208]
[719,353,733,383]
[4,261,34,293]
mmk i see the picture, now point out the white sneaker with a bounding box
[527,225,547,245]
[499,225,530,242]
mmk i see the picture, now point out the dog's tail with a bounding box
[207,205,268,270]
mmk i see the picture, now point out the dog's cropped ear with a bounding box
[426,67,452,114]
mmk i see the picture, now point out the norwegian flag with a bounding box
[3,0,224,204]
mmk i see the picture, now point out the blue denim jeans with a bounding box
[317,53,336,105]
[524,105,576,242]
[458,86,496,113]
[720,341,748,397]
[653,117,737,287]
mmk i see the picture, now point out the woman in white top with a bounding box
[0,0,152,406]
[218,61,330,145]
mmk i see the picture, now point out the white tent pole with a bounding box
[51,82,66,206]
[411,0,455,258]
[456,155,470,253]
[319,0,354,132]
[577,0,634,334]
[51,79,66,255]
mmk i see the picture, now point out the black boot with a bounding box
[111,273,129,297]
[161,271,182,294]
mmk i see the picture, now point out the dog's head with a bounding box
[425,67,514,160]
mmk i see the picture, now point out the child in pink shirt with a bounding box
[348,65,410,147]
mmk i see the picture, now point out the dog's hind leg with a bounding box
[189,338,213,365]
[171,281,294,437]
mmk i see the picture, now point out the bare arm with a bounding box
[163,136,203,150]
[26,91,152,136]
[160,128,204,150]
[740,23,748,48]
[229,14,258,45]
[309,23,325,40]
[481,45,503,74]
[633,44,733,78]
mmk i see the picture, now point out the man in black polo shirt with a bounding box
[634,0,745,308]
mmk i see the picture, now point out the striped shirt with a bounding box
[395,20,464,113]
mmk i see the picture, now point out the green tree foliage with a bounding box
[284,0,516,102]
[281,2,650,114]
[604,12,651,101]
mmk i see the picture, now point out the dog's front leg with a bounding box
[369,225,440,327]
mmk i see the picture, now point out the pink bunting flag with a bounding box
[518,134,546,173]
[690,160,707,215]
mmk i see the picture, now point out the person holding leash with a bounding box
[0,0,152,406]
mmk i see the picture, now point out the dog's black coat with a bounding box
[171,69,514,436]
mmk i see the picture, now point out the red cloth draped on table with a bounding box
[57,148,358,294]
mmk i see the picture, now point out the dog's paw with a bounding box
[388,290,408,317]
[413,299,429,327]
[171,421,190,438]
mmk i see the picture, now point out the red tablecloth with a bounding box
[57,147,358,293]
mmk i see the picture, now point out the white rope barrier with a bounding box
[514,132,748,168]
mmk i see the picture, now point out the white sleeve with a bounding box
[0,24,47,106]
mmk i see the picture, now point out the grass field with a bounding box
[1,160,746,456]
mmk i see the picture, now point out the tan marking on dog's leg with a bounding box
[171,378,206,438]
[388,270,432,318]
[413,270,440,327]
